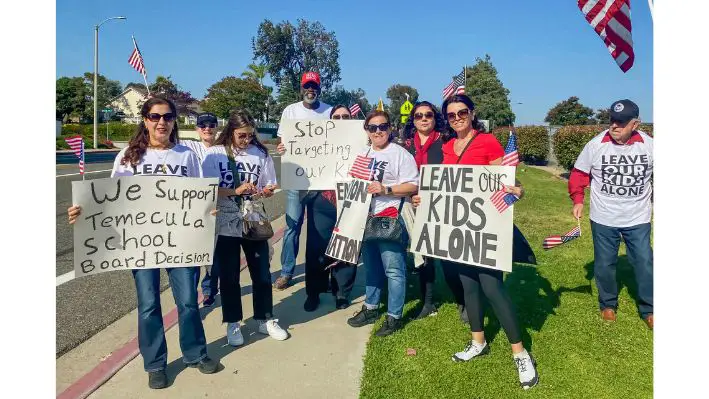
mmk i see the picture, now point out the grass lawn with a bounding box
[359,166,653,399]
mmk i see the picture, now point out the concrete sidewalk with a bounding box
[57,215,371,399]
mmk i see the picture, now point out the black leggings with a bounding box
[442,260,522,344]
[418,257,466,307]
[303,192,337,297]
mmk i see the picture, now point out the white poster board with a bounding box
[279,119,368,189]
[325,179,372,264]
[410,165,515,272]
[71,176,219,277]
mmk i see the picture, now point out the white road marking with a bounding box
[56,270,75,286]
[56,169,112,178]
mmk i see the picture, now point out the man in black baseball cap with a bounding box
[607,99,641,144]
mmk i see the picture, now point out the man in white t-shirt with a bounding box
[273,71,332,290]
[568,99,653,329]
[181,112,220,306]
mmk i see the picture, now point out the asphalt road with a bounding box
[56,153,286,357]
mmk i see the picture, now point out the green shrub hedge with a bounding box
[552,123,655,171]
[60,123,138,141]
[491,125,550,164]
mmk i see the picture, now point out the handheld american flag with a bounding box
[349,155,375,180]
[501,130,520,166]
[490,188,519,213]
[349,104,361,117]
[442,70,465,100]
[543,225,582,250]
[64,135,85,177]
[577,0,634,72]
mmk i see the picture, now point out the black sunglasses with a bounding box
[197,122,217,129]
[236,132,254,140]
[365,123,390,133]
[446,109,470,121]
[146,112,176,122]
[414,112,435,120]
[302,82,319,90]
[332,114,351,120]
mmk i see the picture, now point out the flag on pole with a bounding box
[442,70,466,100]
[501,130,520,166]
[577,0,634,72]
[490,189,519,213]
[129,36,151,96]
[349,104,361,117]
[543,225,582,250]
[376,98,384,111]
[64,135,85,175]
[349,155,375,180]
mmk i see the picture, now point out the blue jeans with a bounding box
[279,189,306,278]
[590,221,653,317]
[363,223,408,318]
[200,259,220,298]
[132,267,208,372]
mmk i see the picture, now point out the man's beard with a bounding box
[303,92,318,105]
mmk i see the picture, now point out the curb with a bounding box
[57,224,288,399]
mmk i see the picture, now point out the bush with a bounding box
[491,125,550,164]
[60,123,139,142]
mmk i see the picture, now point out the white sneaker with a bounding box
[257,319,289,341]
[226,322,244,347]
[514,351,539,390]
[452,340,490,362]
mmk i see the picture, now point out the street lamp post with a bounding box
[93,16,126,149]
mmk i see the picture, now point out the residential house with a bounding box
[108,84,149,123]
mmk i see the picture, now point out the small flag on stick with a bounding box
[543,223,582,250]
[64,135,85,177]
[501,129,520,166]
[442,69,465,100]
[349,104,362,117]
[349,155,375,180]
[490,188,519,213]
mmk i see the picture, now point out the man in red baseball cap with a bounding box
[274,72,332,302]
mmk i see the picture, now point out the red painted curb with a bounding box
[58,225,287,399]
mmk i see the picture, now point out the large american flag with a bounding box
[490,188,519,213]
[349,155,375,180]
[543,225,582,250]
[64,135,85,175]
[442,70,465,100]
[128,36,147,76]
[349,104,361,117]
[501,130,520,166]
[578,0,634,72]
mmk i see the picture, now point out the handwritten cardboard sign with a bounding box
[325,179,372,264]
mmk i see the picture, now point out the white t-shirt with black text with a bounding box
[179,139,210,162]
[277,101,332,137]
[574,130,653,227]
[111,145,202,178]
[202,144,277,236]
[358,143,419,215]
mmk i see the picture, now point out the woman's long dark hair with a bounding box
[402,101,446,140]
[215,109,269,156]
[121,96,180,166]
[441,94,487,143]
[329,104,352,118]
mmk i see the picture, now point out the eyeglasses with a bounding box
[332,114,351,120]
[236,132,254,140]
[414,112,434,120]
[197,123,217,129]
[446,109,470,121]
[365,123,390,133]
[302,82,319,90]
[146,113,176,122]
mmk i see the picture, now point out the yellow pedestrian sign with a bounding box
[400,99,413,124]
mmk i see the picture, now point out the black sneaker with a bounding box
[415,304,438,320]
[203,295,215,307]
[335,297,349,310]
[148,370,168,389]
[304,295,320,312]
[375,315,403,337]
[458,304,469,324]
[187,356,219,374]
[347,305,379,327]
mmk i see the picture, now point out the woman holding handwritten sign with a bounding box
[346,110,419,337]
[412,94,538,390]
[67,97,218,390]
[201,110,289,348]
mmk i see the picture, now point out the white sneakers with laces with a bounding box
[258,319,289,341]
[452,340,490,362]
[226,322,244,347]
[513,350,539,390]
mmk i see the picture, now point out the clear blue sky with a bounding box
[56,0,653,125]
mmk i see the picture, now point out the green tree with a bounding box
[252,19,341,94]
[386,84,419,127]
[545,96,595,126]
[593,107,611,124]
[56,76,90,121]
[148,75,196,115]
[463,55,515,129]
[271,80,301,121]
[201,77,269,120]
[78,73,122,121]
[320,86,372,117]
[241,63,267,87]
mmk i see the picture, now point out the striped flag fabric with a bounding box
[349,104,361,117]
[443,70,465,100]
[349,155,375,180]
[128,37,147,76]
[490,188,519,213]
[577,0,634,72]
[64,135,85,175]
[543,225,582,250]
[501,130,520,166]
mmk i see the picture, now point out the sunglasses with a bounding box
[446,109,470,121]
[414,112,434,120]
[332,114,351,120]
[146,113,176,122]
[302,82,319,90]
[365,123,390,133]
[197,122,217,129]
[236,132,254,140]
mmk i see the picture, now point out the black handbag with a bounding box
[363,198,405,244]
[241,200,274,241]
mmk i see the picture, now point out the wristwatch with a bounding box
[385,186,393,195]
